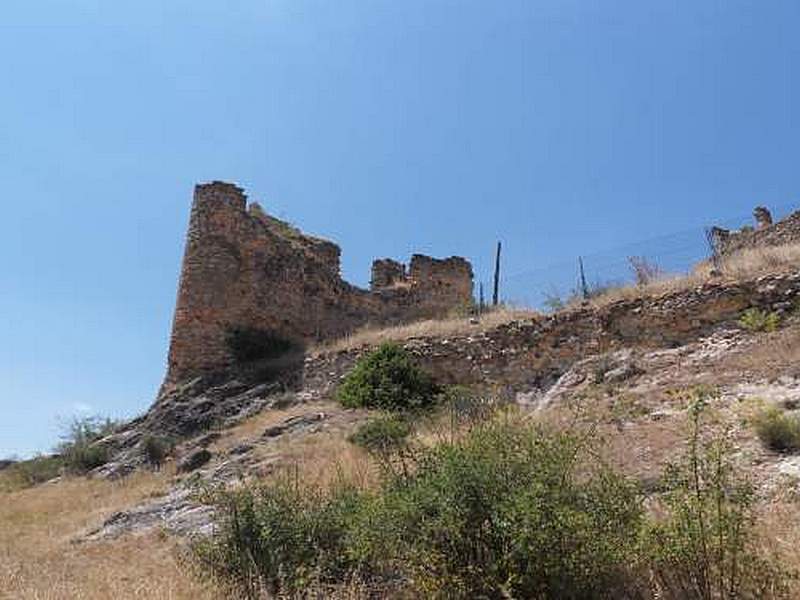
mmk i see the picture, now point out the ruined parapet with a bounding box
[754,206,773,229]
[711,205,800,256]
[405,255,474,317]
[409,254,472,287]
[163,182,473,386]
[371,259,406,290]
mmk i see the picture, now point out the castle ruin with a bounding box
[164,182,473,384]
[710,205,800,256]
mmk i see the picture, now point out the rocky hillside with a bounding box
[5,265,800,597]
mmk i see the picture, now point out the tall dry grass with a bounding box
[313,306,537,354]
[578,242,800,309]
[0,470,223,599]
[313,243,800,355]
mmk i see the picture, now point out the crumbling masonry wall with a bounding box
[711,206,800,256]
[165,182,473,384]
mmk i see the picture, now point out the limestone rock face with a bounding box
[177,449,212,473]
[165,182,473,386]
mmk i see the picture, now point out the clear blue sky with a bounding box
[1,0,798,457]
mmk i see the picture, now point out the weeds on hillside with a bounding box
[0,454,63,492]
[739,308,781,333]
[752,406,800,453]
[629,256,663,286]
[57,416,119,474]
[348,415,411,457]
[193,390,793,599]
[644,393,792,599]
[193,418,643,598]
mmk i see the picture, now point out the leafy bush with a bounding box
[644,397,792,598]
[196,419,643,598]
[752,405,800,453]
[739,308,780,332]
[337,343,439,411]
[141,434,173,468]
[193,477,368,597]
[57,416,118,474]
[352,420,643,599]
[349,414,411,455]
[194,396,793,599]
[225,327,296,364]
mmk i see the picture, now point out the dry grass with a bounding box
[759,501,800,582]
[209,399,378,490]
[313,306,538,354]
[577,242,800,309]
[313,243,800,356]
[0,470,223,599]
[209,399,338,452]
[718,322,800,380]
[272,430,378,490]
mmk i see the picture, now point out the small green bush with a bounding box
[753,405,800,453]
[225,327,296,364]
[141,434,173,468]
[337,343,439,411]
[57,416,118,474]
[739,308,781,332]
[349,414,411,455]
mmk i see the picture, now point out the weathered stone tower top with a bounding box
[753,206,774,230]
[164,182,473,386]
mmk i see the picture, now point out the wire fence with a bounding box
[494,202,799,310]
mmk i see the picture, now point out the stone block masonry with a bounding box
[711,205,800,256]
[303,270,800,397]
[165,182,473,385]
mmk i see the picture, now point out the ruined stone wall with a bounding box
[165,182,473,384]
[712,206,800,256]
[303,270,800,396]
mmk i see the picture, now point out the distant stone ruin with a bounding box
[710,205,800,256]
[164,182,473,384]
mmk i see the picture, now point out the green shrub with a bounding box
[0,455,63,492]
[753,405,800,453]
[141,434,173,468]
[225,327,296,364]
[57,416,118,474]
[349,414,411,455]
[194,396,793,599]
[739,308,780,332]
[336,343,439,411]
[351,420,643,598]
[644,397,792,598]
[196,419,644,599]
[193,477,368,597]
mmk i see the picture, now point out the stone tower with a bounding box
[163,182,473,386]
